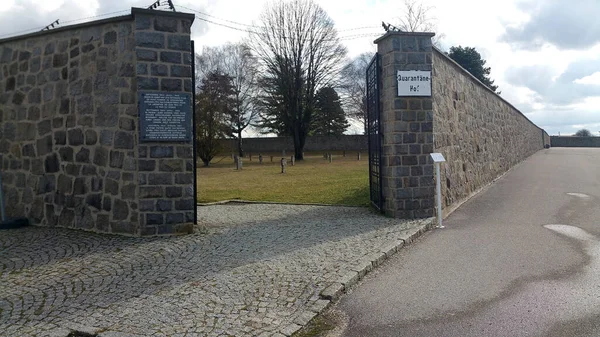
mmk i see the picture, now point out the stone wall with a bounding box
[550,136,600,147]
[218,135,368,154]
[0,8,195,236]
[372,32,548,220]
[432,49,547,213]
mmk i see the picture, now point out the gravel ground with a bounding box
[0,204,431,337]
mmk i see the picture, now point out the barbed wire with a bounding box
[0,9,130,39]
[0,4,382,41]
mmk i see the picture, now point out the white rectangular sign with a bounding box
[397,70,432,96]
[430,153,446,163]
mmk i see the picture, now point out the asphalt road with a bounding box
[336,148,600,337]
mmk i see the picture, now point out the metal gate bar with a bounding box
[366,53,383,212]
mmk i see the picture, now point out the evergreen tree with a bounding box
[311,87,349,136]
[447,46,499,93]
[195,71,235,166]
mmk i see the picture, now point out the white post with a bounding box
[435,162,443,228]
[430,153,446,229]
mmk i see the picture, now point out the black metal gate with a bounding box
[191,40,198,226]
[366,53,383,212]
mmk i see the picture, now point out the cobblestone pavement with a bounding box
[0,204,430,337]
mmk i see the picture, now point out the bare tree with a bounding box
[396,0,444,47]
[251,0,347,160]
[575,129,592,137]
[196,43,259,157]
[339,52,371,134]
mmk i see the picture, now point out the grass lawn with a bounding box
[197,151,370,206]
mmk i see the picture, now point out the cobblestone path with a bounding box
[0,204,429,337]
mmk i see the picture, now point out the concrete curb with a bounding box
[197,200,366,208]
[286,218,435,336]
[319,217,435,303]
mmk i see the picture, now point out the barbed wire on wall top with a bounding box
[41,19,60,31]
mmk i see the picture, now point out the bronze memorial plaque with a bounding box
[139,92,192,142]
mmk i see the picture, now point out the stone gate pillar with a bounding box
[133,8,196,235]
[374,32,435,218]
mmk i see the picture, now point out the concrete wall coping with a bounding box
[0,15,132,44]
[0,7,195,44]
[131,7,195,21]
[373,31,435,44]
[432,47,545,133]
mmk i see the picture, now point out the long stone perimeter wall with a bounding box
[0,8,196,236]
[432,49,549,213]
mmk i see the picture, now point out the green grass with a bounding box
[197,151,370,206]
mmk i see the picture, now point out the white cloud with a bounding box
[574,72,600,85]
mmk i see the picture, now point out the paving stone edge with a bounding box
[302,217,436,335]
[197,199,365,208]
[286,217,435,336]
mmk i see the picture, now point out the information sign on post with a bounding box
[139,92,192,142]
[397,70,432,96]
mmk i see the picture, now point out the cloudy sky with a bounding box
[1,0,599,136]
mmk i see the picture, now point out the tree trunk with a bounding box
[237,130,244,158]
[292,125,304,161]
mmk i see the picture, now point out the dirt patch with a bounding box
[293,309,348,337]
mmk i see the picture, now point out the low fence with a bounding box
[551,136,600,147]
[219,135,368,154]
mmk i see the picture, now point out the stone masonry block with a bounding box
[140,200,155,211]
[175,199,195,210]
[114,131,134,149]
[68,128,84,146]
[170,65,191,77]
[136,14,153,30]
[148,173,173,185]
[176,146,193,158]
[137,63,148,75]
[166,213,184,224]
[146,213,164,225]
[135,32,165,48]
[407,53,425,64]
[113,199,129,220]
[105,178,119,195]
[161,78,181,91]
[76,148,90,163]
[137,77,159,90]
[140,186,163,198]
[139,160,156,171]
[160,51,181,64]
[136,49,157,62]
[150,146,173,158]
[167,35,190,51]
[409,100,422,110]
[159,159,183,172]
[175,173,193,184]
[166,186,182,198]
[110,150,125,168]
[104,31,117,44]
[151,64,168,76]
[156,199,172,211]
[155,17,179,32]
